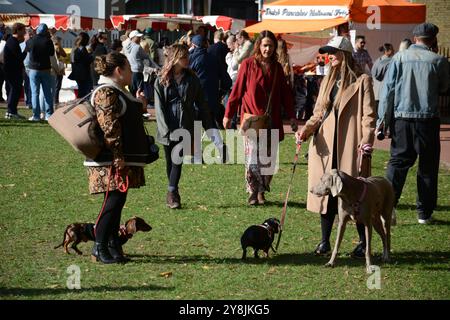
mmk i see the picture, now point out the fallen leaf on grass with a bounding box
[202,266,210,270]
[266,267,277,274]
[47,284,59,289]
[160,272,173,278]
[0,184,15,188]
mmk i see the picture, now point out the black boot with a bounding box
[351,241,366,258]
[91,242,118,264]
[108,238,130,263]
[313,240,331,255]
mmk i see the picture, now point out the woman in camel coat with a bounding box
[297,36,376,257]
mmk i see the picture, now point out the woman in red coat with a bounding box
[223,30,298,205]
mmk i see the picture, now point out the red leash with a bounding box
[93,166,129,237]
[275,141,302,252]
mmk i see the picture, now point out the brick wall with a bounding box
[411,0,450,49]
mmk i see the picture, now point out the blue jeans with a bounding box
[39,75,56,117]
[29,69,55,119]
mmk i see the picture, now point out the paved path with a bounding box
[282,122,450,167]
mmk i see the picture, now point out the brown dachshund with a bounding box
[54,216,152,255]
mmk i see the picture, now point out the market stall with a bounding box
[0,13,110,31]
[245,0,426,59]
[110,13,256,34]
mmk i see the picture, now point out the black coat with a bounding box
[4,36,27,76]
[69,47,94,82]
[27,33,55,70]
[189,47,231,115]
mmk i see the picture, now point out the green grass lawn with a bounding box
[0,108,449,300]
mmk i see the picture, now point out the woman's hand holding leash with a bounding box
[295,128,308,144]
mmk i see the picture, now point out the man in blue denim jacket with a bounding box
[378,22,449,224]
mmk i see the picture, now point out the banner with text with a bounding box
[262,6,349,20]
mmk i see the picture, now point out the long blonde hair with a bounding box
[277,39,290,76]
[316,51,361,112]
[159,44,190,87]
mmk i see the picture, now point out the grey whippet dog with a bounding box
[310,169,396,273]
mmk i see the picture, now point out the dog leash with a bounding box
[93,166,129,237]
[275,140,302,252]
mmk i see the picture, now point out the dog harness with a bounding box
[118,225,133,239]
[352,177,368,215]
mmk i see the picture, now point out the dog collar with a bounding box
[352,177,368,215]
[259,223,273,238]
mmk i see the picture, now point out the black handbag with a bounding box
[144,127,159,164]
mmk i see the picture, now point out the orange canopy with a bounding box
[245,0,426,33]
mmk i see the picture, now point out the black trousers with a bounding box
[6,74,22,115]
[95,190,128,243]
[164,141,184,192]
[386,118,440,218]
[54,75,63,104]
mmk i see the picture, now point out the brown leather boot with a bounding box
[257,192,266,205]
[248,192,258,206]
[167,191,181,209]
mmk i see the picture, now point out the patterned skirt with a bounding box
[244,133,279,194]
[86,166,145,194]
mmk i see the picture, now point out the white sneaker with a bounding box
[28,116,40,122]
[418,217,433,224]
[5,113,25,119]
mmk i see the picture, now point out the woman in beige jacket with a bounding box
[297,36,376,257]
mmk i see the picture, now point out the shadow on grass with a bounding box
[0,284,175,297]
[399,219,450,226]
[126,253,361,267]
[0,121,49,127]
[396,204,450,212]
[217,201,306,210]
[126,250,450,269]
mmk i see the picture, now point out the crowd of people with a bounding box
[0,20,448,264]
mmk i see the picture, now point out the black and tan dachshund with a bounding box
[54,216,152,255]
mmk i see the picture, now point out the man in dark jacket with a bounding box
[189,34,231,128]
[4,23,27,119]
[189,35,231,163]
[27,23,55,121]
[208,30,229,79]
